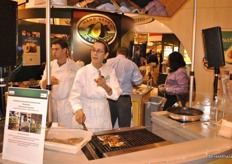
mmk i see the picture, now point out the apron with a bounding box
[72,97,112,133]
[51,98,73,128]
[48,59,78,128]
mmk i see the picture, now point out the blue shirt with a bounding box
[106,55,143,95]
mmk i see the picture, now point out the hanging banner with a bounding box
[222,31,232,64]
[2,87,48,164]
[72,9,121,64]
[22,30,41,66]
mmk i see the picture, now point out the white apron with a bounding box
[72,97,112,132]
[41,59,80,128]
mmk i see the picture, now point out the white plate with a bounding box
[45,128,93,154]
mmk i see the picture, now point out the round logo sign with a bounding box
[75,14,117,45]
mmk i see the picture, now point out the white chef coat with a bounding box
[40,58,81,128]
[69,63,122,132]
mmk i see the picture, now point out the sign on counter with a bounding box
[2,87,48,164]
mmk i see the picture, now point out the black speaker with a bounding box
[202,26,225,67]
[0,0,17,67]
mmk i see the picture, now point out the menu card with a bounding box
[2,87,48,164]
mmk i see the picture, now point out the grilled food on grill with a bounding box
[97,135,125,147]
[46,137,84,145]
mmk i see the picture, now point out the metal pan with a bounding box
[167,107,204,122]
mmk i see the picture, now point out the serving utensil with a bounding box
[81,122,88,131]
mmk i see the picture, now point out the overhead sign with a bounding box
[132,15,155,25]
[75,14,117,45]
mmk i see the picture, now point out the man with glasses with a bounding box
[69,40,122,132]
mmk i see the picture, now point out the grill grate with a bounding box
[91,128,165,153]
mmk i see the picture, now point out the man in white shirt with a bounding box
[40,38,81,128]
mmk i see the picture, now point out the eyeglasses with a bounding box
[90,48,105,54]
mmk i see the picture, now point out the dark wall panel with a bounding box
[0,1,17,67]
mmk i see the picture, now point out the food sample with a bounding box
[97,135,125,147]
[46,137,84,145]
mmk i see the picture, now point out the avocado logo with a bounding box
[75,14,117,45]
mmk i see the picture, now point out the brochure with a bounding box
[2,87,48,164]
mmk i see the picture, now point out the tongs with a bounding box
[81,122,88,131]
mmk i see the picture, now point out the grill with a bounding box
[82,126,172,160]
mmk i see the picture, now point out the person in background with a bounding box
[146,49,152,60]
[40,38,81,128]
[106,47,143,128]
[159,51,189,110]
[132,47,142,67]
[147,49,159,66]
[147,49,159,85]
[69,40,122,132]
[140,52,147,66]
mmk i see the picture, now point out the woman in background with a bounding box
[159,51,189,110]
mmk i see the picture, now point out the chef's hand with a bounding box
[51,75,59,85]
[94,70,106,87]
[75,109,86,124]
[94,71,112,95]
[41,75,59,89]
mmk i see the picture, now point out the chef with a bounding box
[40,38,81,128]
[69,40,122,132]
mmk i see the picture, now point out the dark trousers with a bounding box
[108,95,132,128]
[163,94,177,110]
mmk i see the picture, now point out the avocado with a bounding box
[88,22,111,38]
[91,22,102,38]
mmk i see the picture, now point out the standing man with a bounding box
[148,49,159,66]
[106,47,143,127]
[132,47,142,67]
[40,38,81,128]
